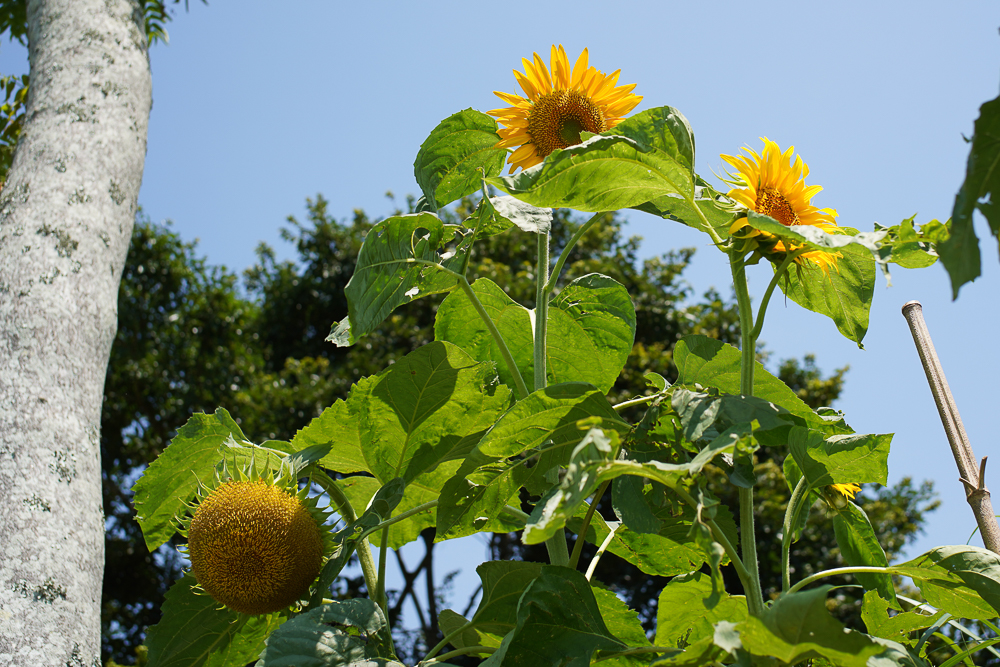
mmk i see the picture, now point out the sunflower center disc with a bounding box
[756,187,799,226]
[527,90,607,159]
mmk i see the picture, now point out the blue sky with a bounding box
[4,0,1000,619]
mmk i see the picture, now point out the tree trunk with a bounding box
[0,1,151,664]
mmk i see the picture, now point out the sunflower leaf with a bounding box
[132,408,247,551]
[786,426,891,489]
[490,195,553,233]
[145,575,284,667]
[329,212,471,346]
[654,571,749,650]
[895,545,1000,619]
[830,500,896,606]
[413,108,507,210]
[775,242,875,348]
[941,93,1000,299]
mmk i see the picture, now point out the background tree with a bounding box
[99,196,939,665]
[0,1,152,665]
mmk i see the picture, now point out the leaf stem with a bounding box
[312,472,380,608]
[730,250,766,617]
[670,484,754,590]
[569,480,611,570]
[585,523,619,580]
[358,500,438,543]
[781,475,811,593]
[423,619,474,661]
[786,565,893,595]
[375,526,390,614]
[456,274,530,400]
[612,394,658,411]
[544,211,605,293]
[592,646,677,663]
[750,250,803,342]
[420,645,497,665]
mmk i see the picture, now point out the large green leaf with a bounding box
[654,571,748,649]
[145,575,284,667]
[436,273,635,394]
[830,501,896,606]
[775,240,875,348]
[435,277,534,394]
[591,585,653,667]
[673,334,849,434]
[634,180,737,241]
[737,586,885,667]
[481,566,628,667]
[476,382,628,458]
[437,609,502,656]
[132,408,247,551]
[257,599,395,666]
[356,341,511,484]
[487,107,700,216]
[942,93,1000,298]
[547,273,636,393]
[671,387,798,448]
[328,213,470,346]
[895,545,1000,619]
[434,449,526,540]
[874,215,941,273]
[468,560,544,638]
[413,109,506,210]
[861,591,944,645]
[787,426,891,489]
[292,399,369,475]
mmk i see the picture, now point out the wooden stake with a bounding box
[902,301,1000,554]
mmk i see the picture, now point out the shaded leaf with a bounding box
[257,599,395,666]
[942,93,1000,298]
[788,426,891,489]
[654,571,748,650]
[861,591,944,645]
[831,501,896,606]
[591,585,653,667]
[145,575,283,667]
[895,545,1000,619]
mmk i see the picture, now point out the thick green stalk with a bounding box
[312,473,380,608]
[781,475,811,593]
[730,251,766,617]
[534,228,570,566]
[375,526,390,614]
[544,211,604,293]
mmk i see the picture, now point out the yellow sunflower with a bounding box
[488,45,642,173]
[721,138,841,273]
[830,483,861,500]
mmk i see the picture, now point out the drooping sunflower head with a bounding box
[488,45,642,173]
[721,138,841,273]
[182,458,331,616]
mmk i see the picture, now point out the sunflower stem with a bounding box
[358,500,438,542]
[544,211,605,293]
[421,645,497,665]
[786,565,894,596]
[423,620,474,662]
[781,475,811,593]
[568,480,611,570]
[535,227,571,566]
[312,472,381,608]
[375,526,390,614]
[730,251,766,617]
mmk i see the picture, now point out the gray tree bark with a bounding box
[0,1,151,664]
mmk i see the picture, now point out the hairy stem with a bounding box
[730,251,766,617]
[786,565,893,595]
[312,472,380,606]
[781,475,811,593]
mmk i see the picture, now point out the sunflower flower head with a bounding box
[831,483,861,500]
[180,455,332,616]
[488,45,642,173]
[721,138,841,273]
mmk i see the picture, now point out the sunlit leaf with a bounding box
[787,426,891,488]
[861,591,943,645]
[895,545,1000,619]
[737,586,884,667]
[654,571,748,649]
[132,408,247,551]
[413,109,506,210]
[591,585,653,667]
[329,213,470,346]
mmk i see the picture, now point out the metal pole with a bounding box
[901,300,1000,554]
